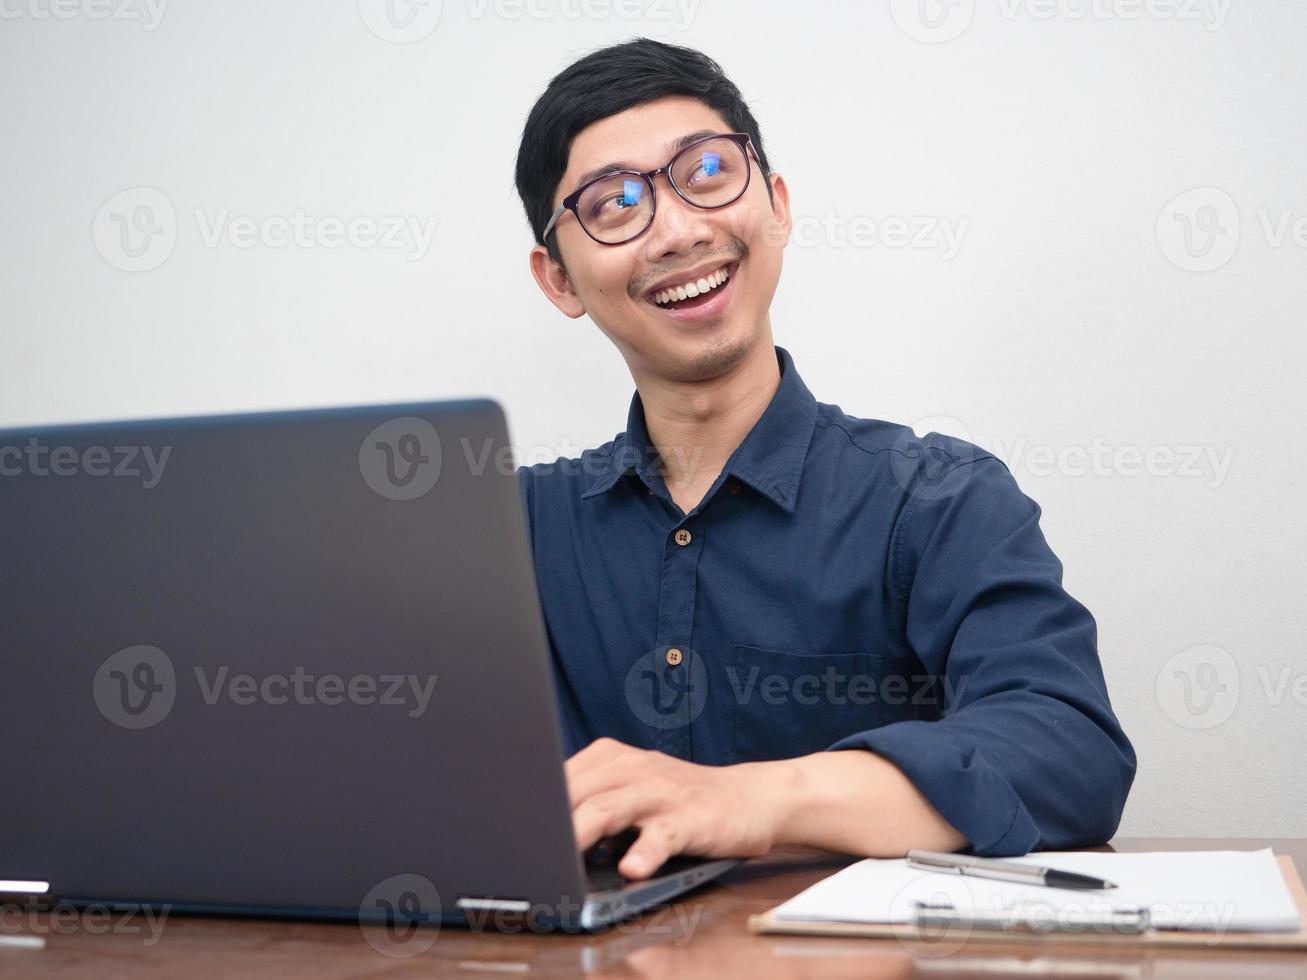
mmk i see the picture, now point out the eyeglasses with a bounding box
[542,132,757,246]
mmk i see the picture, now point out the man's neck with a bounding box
[635,337,782,504]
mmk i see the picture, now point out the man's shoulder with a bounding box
[515,432,627,489]
[812,401,997,471]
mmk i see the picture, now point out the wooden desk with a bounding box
[2,839,1305,978]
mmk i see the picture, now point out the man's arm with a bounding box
[820,441,1137,856]
[771,749,968,854]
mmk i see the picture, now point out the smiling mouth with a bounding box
[646,262,736,313]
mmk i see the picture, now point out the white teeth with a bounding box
[653,264,733,305]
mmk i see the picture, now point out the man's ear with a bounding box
[765,171,793,250]
[529,244,586,318]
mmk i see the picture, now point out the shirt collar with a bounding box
[581,345,818,514]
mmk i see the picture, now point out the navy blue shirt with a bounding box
[517,346,1136,856]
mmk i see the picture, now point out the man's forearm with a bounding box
[754,748,968,856]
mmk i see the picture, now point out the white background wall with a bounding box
[2,0,1303,836]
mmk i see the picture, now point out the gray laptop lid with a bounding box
[0,399,591,923]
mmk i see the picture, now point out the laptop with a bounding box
[0,399,738,931]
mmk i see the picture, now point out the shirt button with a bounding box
[665,647,683,666]
[673,528,692,547]
[727,481,741,495]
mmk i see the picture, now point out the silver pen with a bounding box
[906,849,1117,890]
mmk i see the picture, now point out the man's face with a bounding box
[531,95,791,384]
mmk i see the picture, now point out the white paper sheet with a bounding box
[772,849,1301,933]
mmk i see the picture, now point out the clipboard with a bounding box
[748,854,1307,950]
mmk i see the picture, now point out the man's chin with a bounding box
[653,323,760,385]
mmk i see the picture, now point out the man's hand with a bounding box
[566,738,969,879]
[565,737,797,880]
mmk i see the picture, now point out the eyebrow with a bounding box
[571,129,725,191]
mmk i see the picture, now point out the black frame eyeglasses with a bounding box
[542,132,758,246]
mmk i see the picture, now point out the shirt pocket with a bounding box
[726,644,883,763]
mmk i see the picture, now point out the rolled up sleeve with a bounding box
[827,438,1137,856]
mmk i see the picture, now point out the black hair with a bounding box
[514,38,773,267]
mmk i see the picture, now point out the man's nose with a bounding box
[642,176,714,259]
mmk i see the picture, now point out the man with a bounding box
[513,38,1135,882]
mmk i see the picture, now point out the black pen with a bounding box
[906,849,1117,891]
